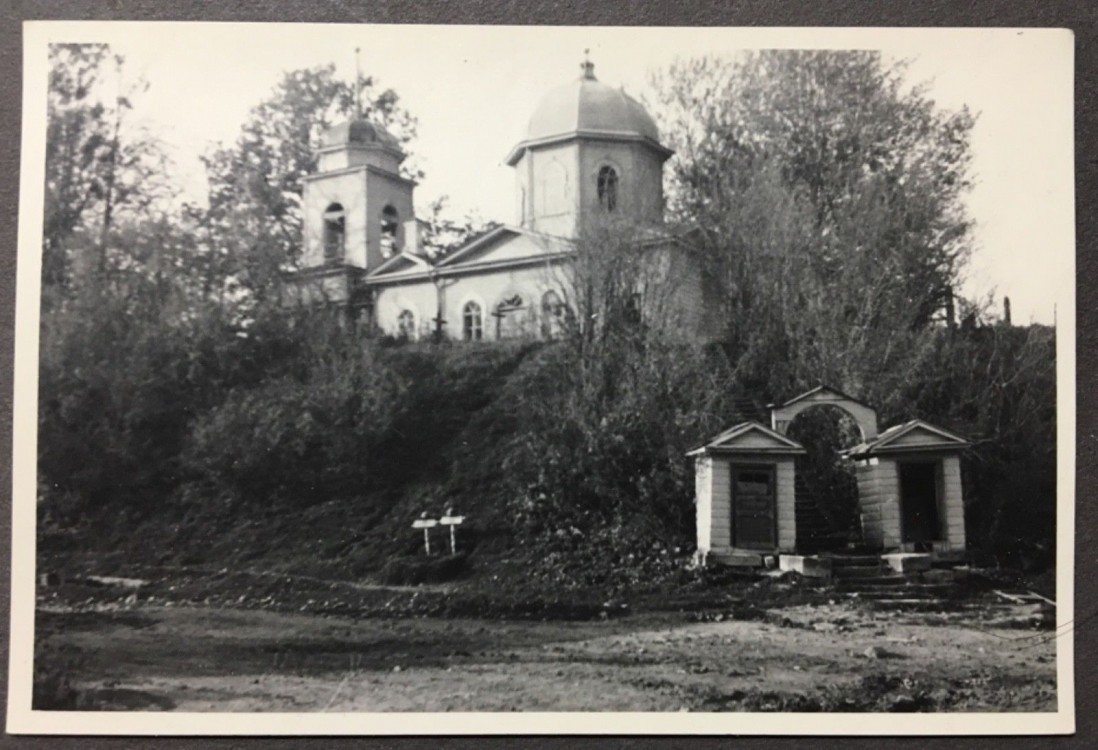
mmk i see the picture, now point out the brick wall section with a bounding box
[856,462,883,547]
[876,460,902,548]
[941,455,967,550]
[776,458,797,552]
[856,460,901,549]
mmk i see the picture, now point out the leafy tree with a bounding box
[904,323,1056,565]
[653,51,1055,564]
[417,195,496,260]
[654,51,977,407]
[202,65,420,303]
[494,228,738,577]
[43,44,169,303]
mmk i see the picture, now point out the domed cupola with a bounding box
[507,55,672,237]
[317,116,406,174]
[506,58,671,166]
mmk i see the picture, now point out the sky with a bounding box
[32,23,1074,324]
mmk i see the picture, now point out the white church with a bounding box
[288,57,716,341]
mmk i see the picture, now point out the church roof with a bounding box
[505,59,671,166]
[320,117,403,153]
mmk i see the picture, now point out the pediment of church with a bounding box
[367,225,573,284]
[366,251,432,279]
[438,226,571,269]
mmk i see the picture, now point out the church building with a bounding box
[288,57,715,341]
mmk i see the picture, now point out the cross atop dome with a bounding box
[581,49,596,80]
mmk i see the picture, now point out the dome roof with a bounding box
[320,117,403,153]
[506,59,670,165]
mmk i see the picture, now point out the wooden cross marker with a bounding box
[412,512,438,555]
[439,509,466,555]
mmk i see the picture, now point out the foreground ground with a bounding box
[35,572,1057,712]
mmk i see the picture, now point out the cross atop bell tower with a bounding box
[296,52,417,279]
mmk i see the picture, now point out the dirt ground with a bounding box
[36,596,1058,712]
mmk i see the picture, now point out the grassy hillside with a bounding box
[37,305,1057,594]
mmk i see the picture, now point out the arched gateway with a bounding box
[689,385,970,569]
[769,385,878,442]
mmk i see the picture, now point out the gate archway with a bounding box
[770,386,878,552]
[770,385,878,442]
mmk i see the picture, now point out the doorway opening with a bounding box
[898,461,942,546]
[730,466,776,550]
[785,404,862,552]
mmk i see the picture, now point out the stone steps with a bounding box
[824,551,962,611]
[865,597,966,612]
[830,565,888,578]
[826,554,884,567]
[838,579,955,594]
[849,585,955,601]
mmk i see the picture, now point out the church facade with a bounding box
[288,58,716,342]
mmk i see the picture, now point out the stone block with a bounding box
[710,550,763,567]
[881,552,933,573]
[778,554,833,579]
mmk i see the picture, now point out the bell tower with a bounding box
[301,117,416,273]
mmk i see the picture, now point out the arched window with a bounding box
[396,309,416,341]
[323,203,345,261]
[462,301,483,341]
[380,205,399,257]
[597,166,619,212]
[541,290,567,338]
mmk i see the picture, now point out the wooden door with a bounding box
[731,466,777,550]
[899,461,942,544]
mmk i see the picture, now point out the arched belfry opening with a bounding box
[323,203,346,262]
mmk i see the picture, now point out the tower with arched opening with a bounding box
[289,115,416,311]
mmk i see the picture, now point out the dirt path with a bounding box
[37,601,1057,712]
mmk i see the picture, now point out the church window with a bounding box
[597,166,619,211]
[323,203,345,261]
[462,301,483,341]
[397,309,416,341]
[541,290,567,338]
[380,205,399,257]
